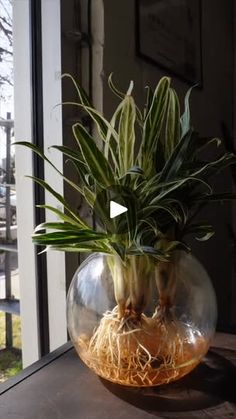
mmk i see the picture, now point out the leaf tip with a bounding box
[126,80,134,96]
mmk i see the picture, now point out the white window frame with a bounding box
[13,0,67,367]
[13,0,40,367]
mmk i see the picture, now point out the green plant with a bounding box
[18,75,236,254]
[17,75,236,310]
[17,75,236,386]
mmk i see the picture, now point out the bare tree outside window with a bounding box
[0,0,13,101]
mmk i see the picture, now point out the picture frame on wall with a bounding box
[136,0,202,86]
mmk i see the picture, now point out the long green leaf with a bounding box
[165,88,180,159]
[105,100,123,173]
[34,221,87,233]
[55,101,119,149]
[159,129,194,182]
[193,153,236,180]
[49,145,90,182]
[83,186,96,207]
[73,123,115,187]
[118,91,136,175]
[141,204,181,223]
[140,77,170,172]
[47,243,112,253]
[110,242,126,260]
[32,230,109,245]
[28,176,88,227]
[149,176,211,204]
[181,223,215,241]
[61,73,91,107]
[50,144,85,163]
[108,73,125,100]
[127,245,167,261]
[37,204,86,228]
[84,105,118,143]
[180,85,196,138]
[16,141,86,197]
[143,86,153,121]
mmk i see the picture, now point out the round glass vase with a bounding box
[67,251,217,387]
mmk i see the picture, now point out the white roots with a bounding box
[76,306,208,387]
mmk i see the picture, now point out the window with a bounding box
[0,0,21,381]
[13,0,67,368]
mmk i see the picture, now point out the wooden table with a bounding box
[0,333,235,419]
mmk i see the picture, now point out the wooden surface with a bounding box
[0,334,235,419]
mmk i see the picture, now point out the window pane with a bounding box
[0,0,22,382]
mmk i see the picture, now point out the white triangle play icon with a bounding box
[110,200,128,219]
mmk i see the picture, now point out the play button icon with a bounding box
[93,185,137,235]
[110,201,128,219]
